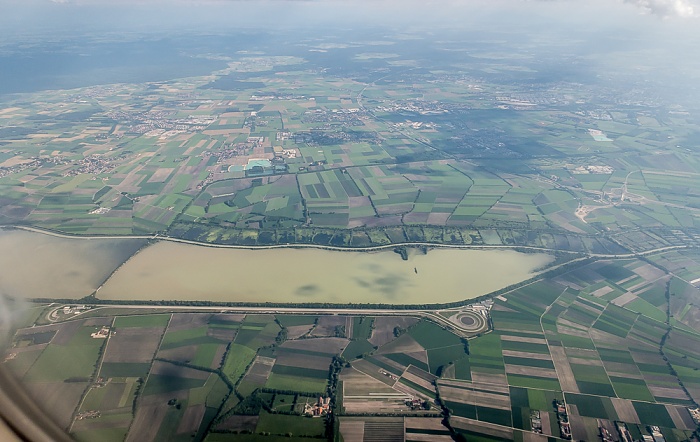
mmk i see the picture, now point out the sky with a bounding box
[0,0,699,37]
[0,0,698,98]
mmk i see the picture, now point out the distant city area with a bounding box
[1,8,700,442]
[0,30,698,256]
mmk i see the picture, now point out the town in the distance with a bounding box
[1,1,700,441]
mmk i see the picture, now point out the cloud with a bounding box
[0,294,27,347]
[623,0,697,17]
[295,284,320,296]
[28,0,698,19]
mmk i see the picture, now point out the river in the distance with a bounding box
[97,241,554,304]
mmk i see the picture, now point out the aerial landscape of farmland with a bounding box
[2,0,700,441]
[5,256,700,441]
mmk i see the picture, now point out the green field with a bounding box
[265,373,327,393]
[24,326,104,382]
[143,375,207,396]
[342,339,376,360]
[408,320,464,349]
[276,315,318,327]
[6,262,700,442]
[223,344,257,384]
[255,412,326,437]
[3,41,698,254]
[3,20,700,442]
[114,314,171,328]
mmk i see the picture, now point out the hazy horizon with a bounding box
[1,0,699,36]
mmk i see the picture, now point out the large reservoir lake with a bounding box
[98,242,553,304]
[0,229,553,304]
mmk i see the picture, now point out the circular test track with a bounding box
[445,310,488,334]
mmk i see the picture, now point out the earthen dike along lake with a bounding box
[0,229,553,304]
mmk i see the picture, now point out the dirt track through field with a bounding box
[549,345,579,393]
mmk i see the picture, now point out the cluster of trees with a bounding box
[52,294,473,311]
[393,246,409,260]
[332,325,346,338]
[167,217,623,253]
[232,392,267,415]
[275,327,288,345]
[325,356,345,441]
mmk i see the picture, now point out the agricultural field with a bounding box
[1,31,699,256]
[3,310,470,441]
[5,7,700,442]
[4,251,700,442]
[333,256,700,441]
[339,416,452,442]
[443,257,700,442]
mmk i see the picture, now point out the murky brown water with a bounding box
[0,229,146,299]
[0,229,553,304]
[98,242,553,304]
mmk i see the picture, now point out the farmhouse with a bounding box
[91,327,110,339]
[689,407,700,424]
[304,396,331,417]
[405,398,427,410]
[616,422,634,442]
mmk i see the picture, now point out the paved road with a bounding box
[44,303,487,338]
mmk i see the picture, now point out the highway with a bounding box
[42,303,488,337]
